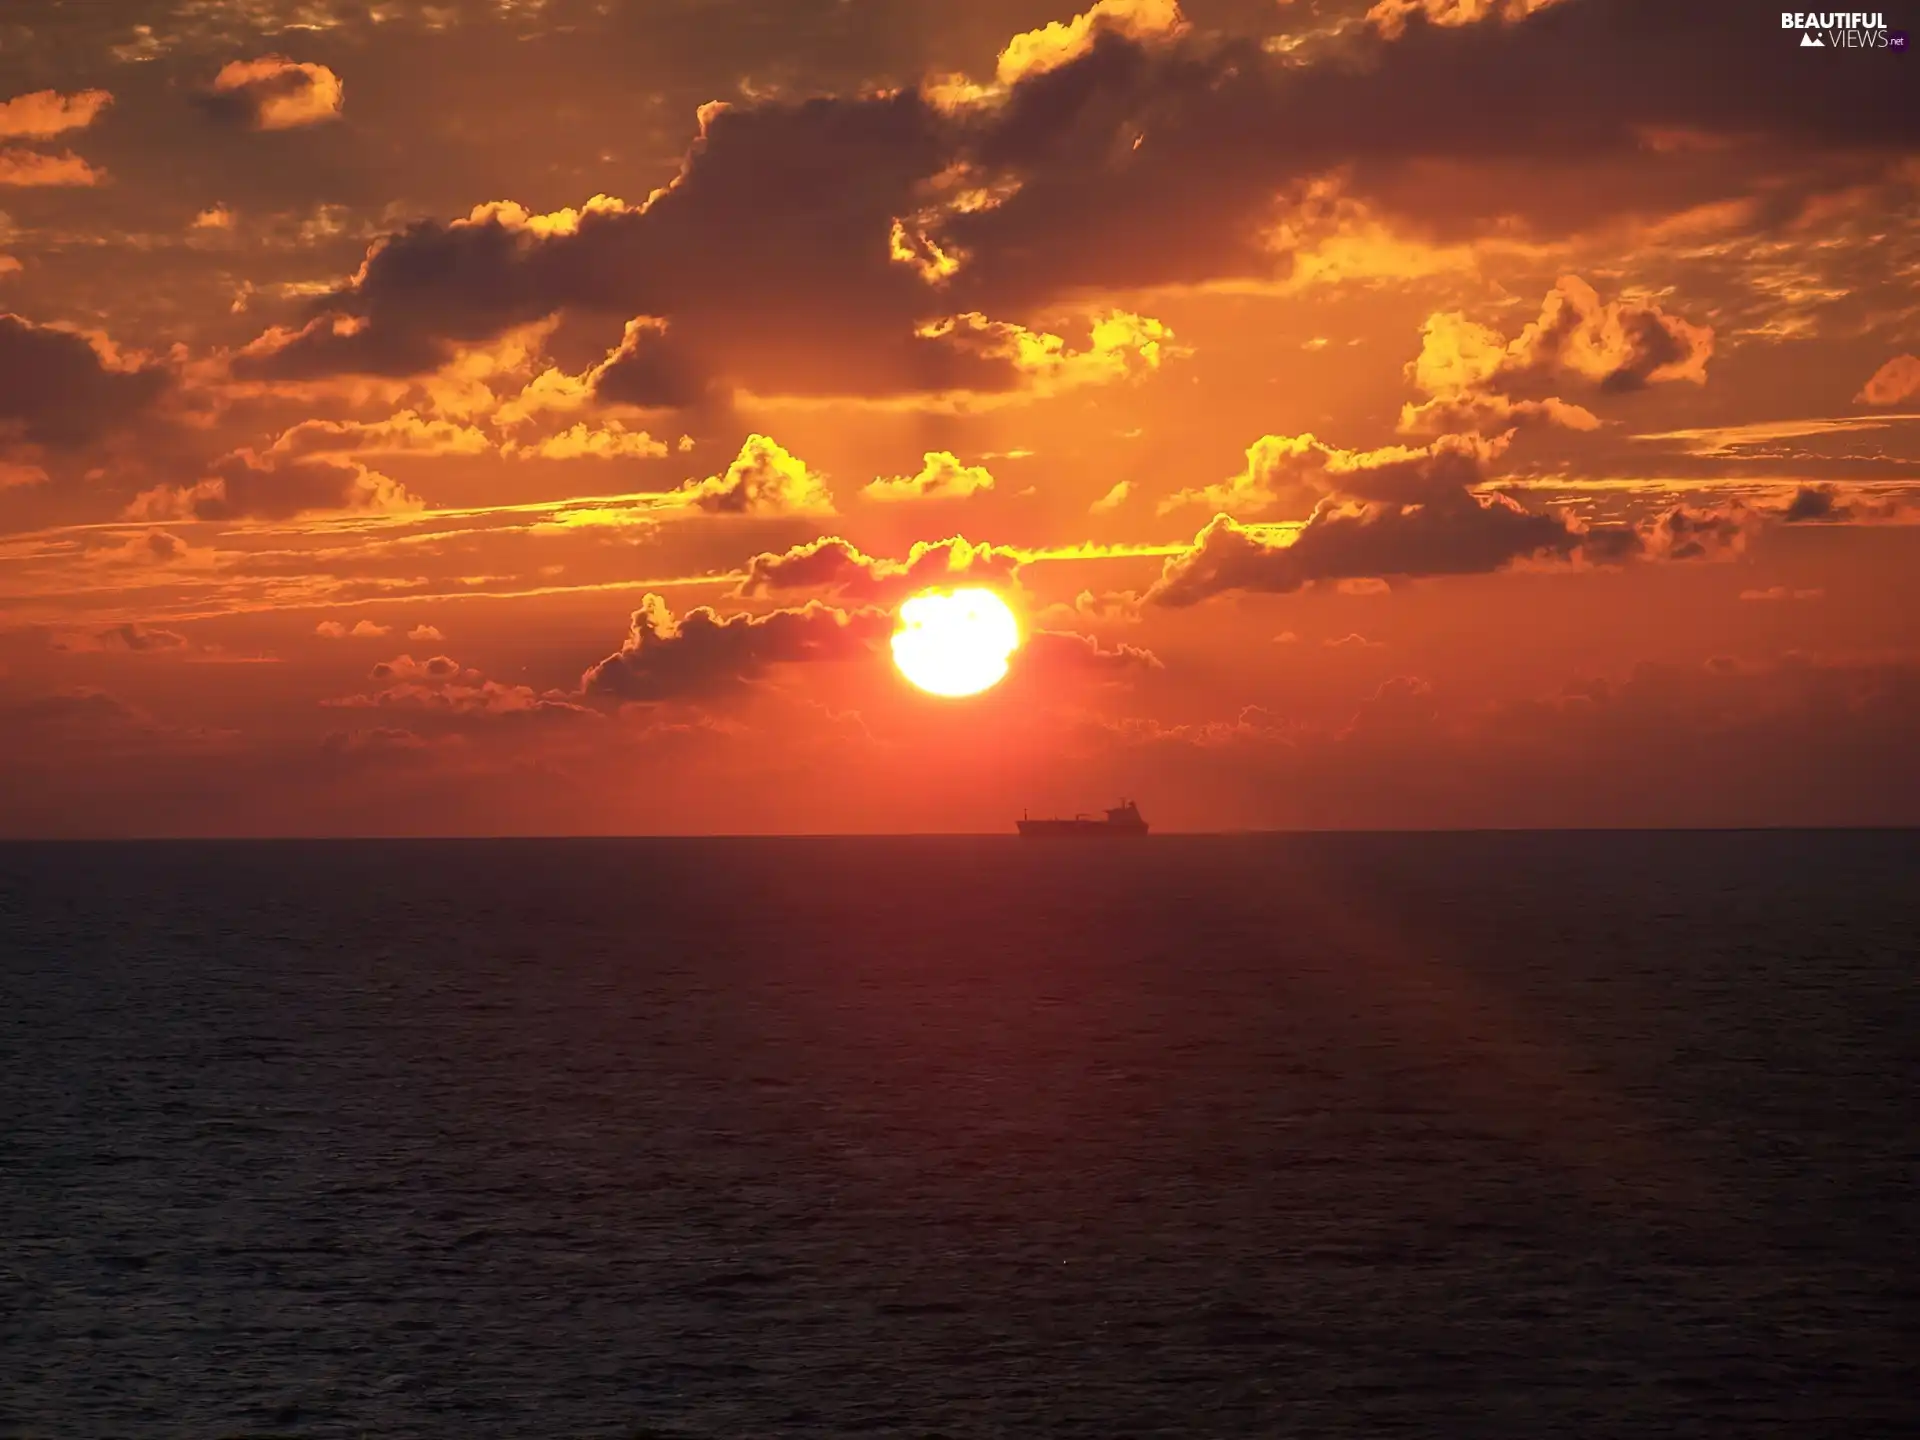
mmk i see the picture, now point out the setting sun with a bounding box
[890,587,1021,697]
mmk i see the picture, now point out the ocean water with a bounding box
[2,832,1916,1439]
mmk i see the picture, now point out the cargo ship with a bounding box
[1016,800,1149,837]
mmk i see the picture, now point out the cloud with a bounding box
[130,451,420,521]
[1147,492,1580,607]
[201,57,344,130]
[733,534,1023,603]
[320,726,432,756]
[1019,629,1162,676]
[0,89,113,139]
[1162,431,1503,518]
[79,529,209,568]
[329,653,593,721]
[993,0,1187,87]
[219,59,1187,404]
[1776,483,1909,526]
[1507,276,1713,392]
[503,419,668,461]
[1089,480,1132,514]
[1398,389,1600,437]
[1148,411,1788,608]
[219,0,1907,408]
[861,451,994,502]
[582,594,893,702]
[1856,355,1920,406]
[407,624,445,641]
[935,0,1912,305]
[268,410,490,459]
[0,314,169,447]
[1367,0,1568,38]
[1582,501,1757,564]
[192,205,235,231]
[1398,277,1710,434]
[0,149,103,187]
[588,316,714,410]
[672,433,833,516]
[907,310,1184,399]
[316,619,394,639]
[1739,586,1823,602]
[50,623,190,654]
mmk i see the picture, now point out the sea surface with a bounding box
[2,832,1916,1439]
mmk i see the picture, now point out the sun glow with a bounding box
[891,586,1021,697]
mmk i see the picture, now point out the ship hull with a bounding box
[1016,820,1149,837]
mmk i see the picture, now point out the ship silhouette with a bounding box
[1016,799,1149,837]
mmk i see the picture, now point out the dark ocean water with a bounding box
[2,832,1916,1439]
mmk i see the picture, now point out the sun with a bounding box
[891,587,1021,697]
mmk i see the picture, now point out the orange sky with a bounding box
[1,0,1916,834]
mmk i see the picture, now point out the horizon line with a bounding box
[2,824,1917,843]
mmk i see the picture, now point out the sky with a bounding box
[0,0,1916,835]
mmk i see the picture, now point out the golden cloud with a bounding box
[504,420,669,461]
[996,0,1188,87]
[1857,355,1920,407]
[672,434,834,516]
[206,57,345,131]
[861,451,994,503]
[0,89,113,139]
[0,149,103,187]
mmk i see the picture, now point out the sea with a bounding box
[2,832,1915,1439]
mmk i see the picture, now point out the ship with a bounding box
[1016,800,1150,837]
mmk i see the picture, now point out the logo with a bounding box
[1781,11,1901,47]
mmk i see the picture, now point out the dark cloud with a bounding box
[941,0,1915,299]
[1163,431,1503,518]
[1571,498,1764,567]
[0,314,169,447]
[230,93,964,392]
[126,448,419,520]
[590,317,715,410]
[105,530,193,565]
[227,1,1902,397]
[1783,484,1842,524]
[1622,501,1755,561]
[1148,490,1580,607]
[733,534,1023,602]
[328,652,594,721]
[1777,483,1907,525]
[197,57,344,131]
[582,593,892,701]
[50,623,190,653]
[370,653,461,681]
